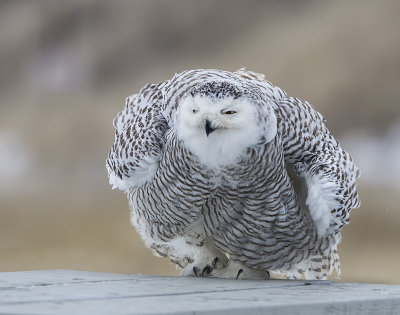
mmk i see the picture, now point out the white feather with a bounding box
[107,155,159,191]
[176,95,276,167]
[305,174,341,237]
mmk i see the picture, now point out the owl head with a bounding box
[176,81,277,167]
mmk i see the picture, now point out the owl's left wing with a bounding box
[275,97,361,237]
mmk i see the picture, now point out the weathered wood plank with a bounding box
[0,270,399,314]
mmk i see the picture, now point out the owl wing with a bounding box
[106,83,168,191]
[275,97,360,237]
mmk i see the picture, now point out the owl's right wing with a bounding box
[106,83,168,192]
[234,69,360,237]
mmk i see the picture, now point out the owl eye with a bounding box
[192,109,199,113]
[222,110,237,115]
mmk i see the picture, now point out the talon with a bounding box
[193,267,200,277]
[202,265,212,277]
[236,269,244,280]
[211,257,219,268]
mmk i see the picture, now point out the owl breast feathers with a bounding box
[106,69,360,280]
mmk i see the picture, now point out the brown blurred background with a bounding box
[1,0,399,284]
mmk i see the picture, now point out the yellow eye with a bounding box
[222,110,237,115]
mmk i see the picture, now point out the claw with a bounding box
[202,265,212,277]
[236,269,244,280]
[211,257,219,268]
[193,266,200,277]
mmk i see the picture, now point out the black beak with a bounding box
[205,120,216,137]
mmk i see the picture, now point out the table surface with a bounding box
[0,270,399,314]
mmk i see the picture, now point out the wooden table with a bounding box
[0,270,399,314]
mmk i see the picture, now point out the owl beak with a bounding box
[205,120,216,137]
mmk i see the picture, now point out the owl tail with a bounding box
[304,232,341,280]
[274,233,341,280]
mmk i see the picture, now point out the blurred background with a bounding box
[1,0,399,284]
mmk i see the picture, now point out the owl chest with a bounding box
[145,140,282,212]
[219,145,280,186]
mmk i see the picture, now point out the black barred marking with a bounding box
[190,81,243,99]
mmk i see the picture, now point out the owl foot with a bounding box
[201,256,225,276]
[181,254,228,277]
[211,260,270,280]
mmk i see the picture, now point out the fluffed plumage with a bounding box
[106,69,360,280]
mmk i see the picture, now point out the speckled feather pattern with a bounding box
[106,69,360,280]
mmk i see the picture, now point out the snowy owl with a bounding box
[106,69,360,280]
